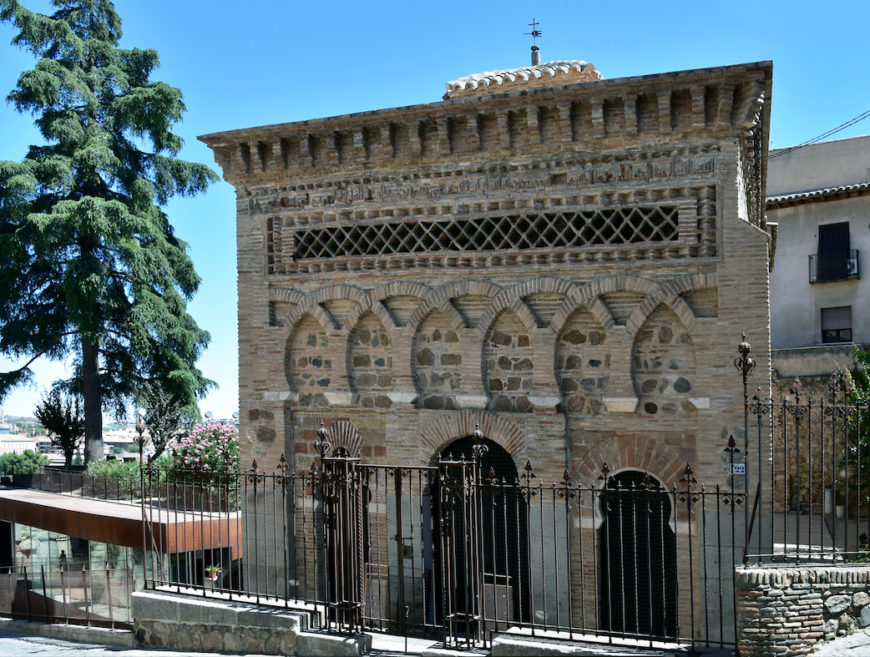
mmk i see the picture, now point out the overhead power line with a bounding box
[770,108,870,158]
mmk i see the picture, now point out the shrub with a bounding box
[85,455,173,488]
[0,450,49,475]
[173,422,239,473]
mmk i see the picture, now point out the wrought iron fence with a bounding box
[140,444,753,650]
[744,375,870,563]
[3,469,144,503]
[131,337,870,651]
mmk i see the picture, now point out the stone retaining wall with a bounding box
[131,590,370,656]
[736,565,870,656]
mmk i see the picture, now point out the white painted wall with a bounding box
[768,135,870,350]
[0,435,39,456]
[769,196,870,349]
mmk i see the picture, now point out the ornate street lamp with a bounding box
[133,414,148,467]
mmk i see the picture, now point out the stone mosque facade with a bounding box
[201,58,773,488]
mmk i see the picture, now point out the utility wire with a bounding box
[770,108,870,158]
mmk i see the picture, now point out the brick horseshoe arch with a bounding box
[418,410,526,466]
[574,432,692,489]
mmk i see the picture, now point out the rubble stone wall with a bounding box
[736,565,870,656]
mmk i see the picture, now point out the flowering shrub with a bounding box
[173,422,239,473]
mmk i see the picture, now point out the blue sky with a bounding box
[1,0,869,419]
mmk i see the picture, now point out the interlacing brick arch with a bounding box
[479,276,583,332]
[408,280,503,334]
[284,283,368,334]
[549,275,657,334]
[268,287,306,305]
[477,293,538,335]
[418,411,526,467]
[344,281,433,331]
[549,273,712,337]
[344,292,398,333]
[268,287,311,332]
[284,303,339,338]
[574,433,691,489]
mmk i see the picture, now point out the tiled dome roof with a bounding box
[444,61,601,99]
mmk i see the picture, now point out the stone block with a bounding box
[853,591,870,607]
[183,599,246,626]
[296,631,371,657]
[131,591,182,622]
[825,595,852,615]
[235,606,304,631]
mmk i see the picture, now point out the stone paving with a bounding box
[813,628,870,656]
[0,629,448,657]
[0,630,266,656]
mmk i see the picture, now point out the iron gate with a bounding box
[314,426,530,646]
[311,426,705,649]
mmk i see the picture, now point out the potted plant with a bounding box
[205,565,220,582]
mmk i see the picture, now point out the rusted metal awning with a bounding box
[0,487,241,557]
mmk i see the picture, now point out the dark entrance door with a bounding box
[431,436,528,638]
[598,470,677,638]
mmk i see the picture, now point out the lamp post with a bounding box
[734,334,756,546]
[133,415,148,467]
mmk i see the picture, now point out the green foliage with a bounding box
[15,421,46,436]
[834,348,870,496]
[0,0,217,463]
[85,452,171,487]
[33,386,84,468]
[85,457,141,481]
[0,449,49,474]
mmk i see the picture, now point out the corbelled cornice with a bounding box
[199,61,772,190]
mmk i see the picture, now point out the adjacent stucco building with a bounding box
[767,134,870,382]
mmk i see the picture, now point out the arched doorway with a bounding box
[598,470,677,638]
[430,436,529,635]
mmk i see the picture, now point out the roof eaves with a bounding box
[766,182,870,208]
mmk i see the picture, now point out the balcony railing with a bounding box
[809,249,860,283]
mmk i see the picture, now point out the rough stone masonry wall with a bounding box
[736,565,870,656]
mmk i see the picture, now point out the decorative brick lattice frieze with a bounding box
[252,150,717,215]
[293,205,679,260]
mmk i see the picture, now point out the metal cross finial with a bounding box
[315,420,332,460]
[525,18,542,45]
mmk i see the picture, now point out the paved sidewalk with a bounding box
[813,628,870,656]
[0,631,272,656]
